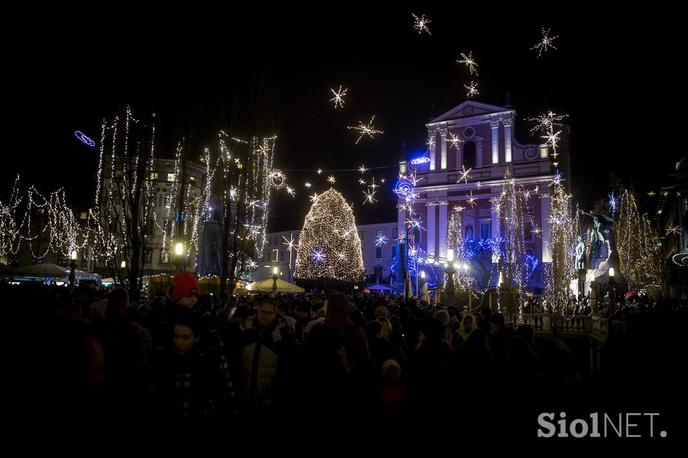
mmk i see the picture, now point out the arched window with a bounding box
[463,141,476,169]
[464,225,474,241]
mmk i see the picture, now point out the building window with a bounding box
[272,248,279,262]
[376,246,382,259]
[144,249,153,264]
[480,222,491,240]
[463,142,476,169]
[164,194,173,209]
[464,225,474,241]
[150,172,159,181]
[161,250,170,264]
[392,228,398,239]
[167,173,175,182]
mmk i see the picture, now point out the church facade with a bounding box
[397,100,561,290]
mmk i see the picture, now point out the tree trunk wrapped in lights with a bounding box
[545,182,578,315]
[447,205,472,291]
[294,188,365,284]
[615,189,664,291]
[494,169,528,318]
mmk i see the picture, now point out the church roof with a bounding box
[427,100,514,125]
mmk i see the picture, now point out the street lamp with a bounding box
[272,266,279,295]
[68,250,78,287]
[608,267,616,315]
[120,260,126,269]
[174,241,185,271]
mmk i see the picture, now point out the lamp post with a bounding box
[69,250,78,287]
[271,266,279,296]
[174,241,185,272]
[608,267,616,316]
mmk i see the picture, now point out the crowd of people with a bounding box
[7,273,687,441]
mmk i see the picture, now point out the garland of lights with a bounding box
[294,188,365,282]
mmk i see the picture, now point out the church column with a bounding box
[503,117,513,163]
[490,118,500,164]
[426,203,436,259]
[428,130,437,171]
[476,137,484,168]
[440,128,448,170]
[438,202,448,259]
[541,193,552,263]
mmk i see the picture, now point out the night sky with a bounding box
[5,4,684,232]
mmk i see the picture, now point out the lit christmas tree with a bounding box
[615,189,664,291]
[294,188,364,283]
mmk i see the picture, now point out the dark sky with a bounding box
[4,4,684,231]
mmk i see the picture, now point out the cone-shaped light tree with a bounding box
[294,188,365,283]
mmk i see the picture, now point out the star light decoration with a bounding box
[329,85,348,109]
[309,193,319,203]
[375,233,388,247]
[358,178,366,185]
[666,225,681,236]
[448,133,462,149]
[531,28,559,58]
[363,188,377,205]
[347,115,384,144]
[457,51,479,76]
[458,165,472,184]
[312,248,326,262]
[327,175,336,184]
[466,191,477,207]
[358,165,367,173]
[464,81,479,98]
[286,186,295,197]
[608,192,618,214]
[412,13,431,35]
[304,182,312,188]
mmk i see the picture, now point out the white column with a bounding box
[541,193,552,262]
[490,118,500,164]
[428,131,436,171]
[503,117,513,163]
[438,202,448,259]
[476,137,484,168]
[426,203,436,259]
[440,128,448,170]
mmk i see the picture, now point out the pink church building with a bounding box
[397,100,563,290]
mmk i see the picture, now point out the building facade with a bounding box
[398,100,558,290]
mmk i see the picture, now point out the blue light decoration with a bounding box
[525,253,539,280]
[74,130,96,147]
[410,156,431,165]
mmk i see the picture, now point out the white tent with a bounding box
[251,278,305,293]
[10,263,70,277]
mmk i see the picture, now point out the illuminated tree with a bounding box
[294,188,364,283]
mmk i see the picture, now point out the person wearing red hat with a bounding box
[171,272,199,309]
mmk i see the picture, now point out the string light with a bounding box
[466,191,477,207]
[347,115,384,144]
[531,28,558,58]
